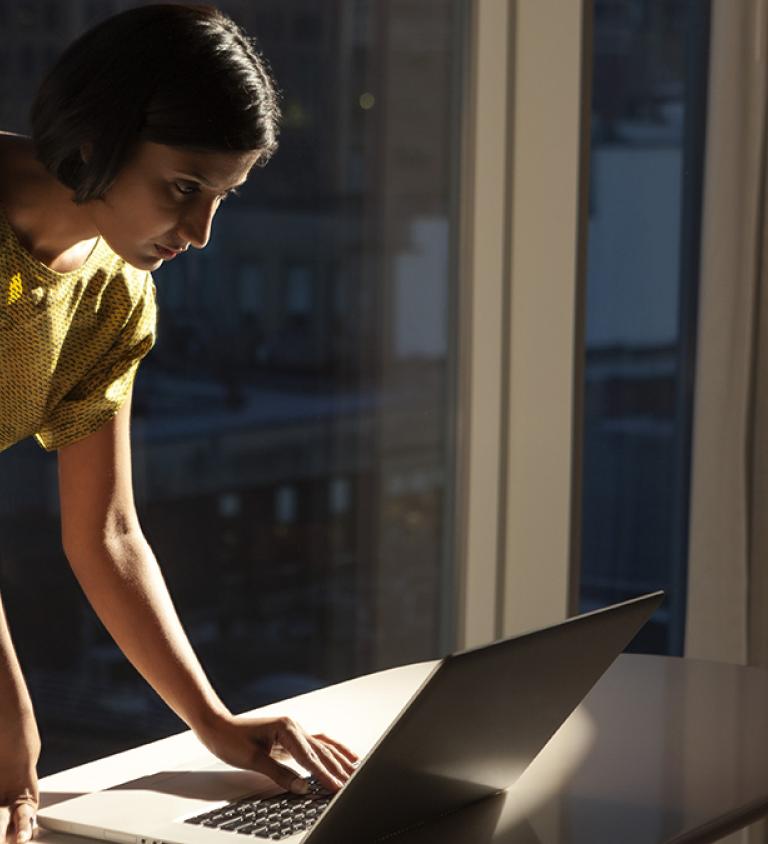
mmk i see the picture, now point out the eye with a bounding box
[173,181,198,196]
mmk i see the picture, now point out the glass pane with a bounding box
[0,0,465,774]
[580,0,711,654]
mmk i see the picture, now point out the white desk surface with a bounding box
[38,653,768,844]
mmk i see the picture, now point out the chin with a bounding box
[128,252,164,271]
[102,238,159,272]
[127,259,161,272]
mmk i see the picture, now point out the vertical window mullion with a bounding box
[501,0,588,636]
[455,0,512,649]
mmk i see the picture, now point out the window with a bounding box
[0,0,466,775]
[579,0,711,654]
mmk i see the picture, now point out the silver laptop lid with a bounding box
[305,590,663,843]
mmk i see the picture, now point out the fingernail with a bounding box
[19,832,31,843]
[290,777,309,795]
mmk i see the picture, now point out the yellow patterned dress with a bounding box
[0,207,157,452]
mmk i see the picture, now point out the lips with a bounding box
[155,244,182,260]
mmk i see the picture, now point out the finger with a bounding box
[268,743,291,762]
[307,736,354,781]
[276,725,344,792]
[312,738,358,776]
[248,753,312,796]
[13,804,36,844]
[1,808,10,844]
[311,733,359,762]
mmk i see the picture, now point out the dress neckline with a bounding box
[0,203,105,281]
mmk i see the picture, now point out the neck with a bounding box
[0,133,101,268]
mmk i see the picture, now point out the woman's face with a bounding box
[84,141,262,271]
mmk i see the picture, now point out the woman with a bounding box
[0,6,357,843]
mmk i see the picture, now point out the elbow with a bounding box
[61,516,146,572]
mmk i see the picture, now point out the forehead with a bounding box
[134,141,261,187]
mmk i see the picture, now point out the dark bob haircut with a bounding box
[30,3,281,204]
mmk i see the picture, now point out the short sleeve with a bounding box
[34,274,157,451]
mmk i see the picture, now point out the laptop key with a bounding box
[220,819,246,832]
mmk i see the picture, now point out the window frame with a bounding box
[455,0,591,647]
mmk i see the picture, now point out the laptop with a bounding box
[39,591,663,844]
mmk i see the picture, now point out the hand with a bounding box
[195,713,359,794]
[0,720,40,844]
[0,782,36,844]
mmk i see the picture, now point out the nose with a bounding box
[178,198,218,250]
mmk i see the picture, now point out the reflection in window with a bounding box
[285,265,314,318]
[237,264,266,316]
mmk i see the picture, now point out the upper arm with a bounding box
[57,391,140,559]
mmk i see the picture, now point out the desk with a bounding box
[39,654,768,844]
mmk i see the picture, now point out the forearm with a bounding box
[0,592,39,844]
[0,593,36,724]
[64,533,230,734]
[0,591,40,779]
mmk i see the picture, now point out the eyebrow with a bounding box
[175,171,248,191]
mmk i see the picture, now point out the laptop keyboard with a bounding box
[183,778,333,841]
